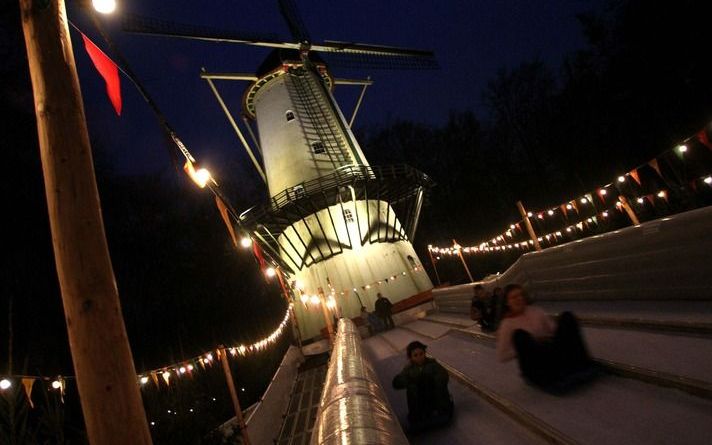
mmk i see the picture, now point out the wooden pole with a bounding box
[516,201,542,251]
[219,347,251,445]
[19,1,152,443]
[453,239,474,283]
[318,287,335,344]
[426,247,441,286]
[617,196,641,225]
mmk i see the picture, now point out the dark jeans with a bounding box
[512,311,592,387]
[380,313,395,330]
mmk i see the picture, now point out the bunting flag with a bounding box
[150,371,159,387]
[560,204,568,217]
[698,129,712,150]
[215,196,239,248]
[597,190,606,203]
[645,195,655,205]
[571,201,579,214]
[629,168,641,185]
[161,371,171,386]
[22,379,35,408]
[649,159,663,178]
[81,33,122,115]
[252,241,267,270]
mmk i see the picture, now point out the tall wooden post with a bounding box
[516,201,542,252]
[19,1,152,443]
[219,347,251,445]
[426,247,441,286]
[617,196,641,225]
[453,239,474,283]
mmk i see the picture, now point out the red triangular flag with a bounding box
[648,159,662,178]
[698,129,712,150]
[252,240,267,270]
[215,196,239,248]
[629,169,641,185]
[81,33,122,115]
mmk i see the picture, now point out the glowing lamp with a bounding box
[566,204,573,210]
[527,212,533,217]
[580,198,588,204]
[657,190,666,198]
[51,380,62,389]
[599,189,607,196]
[637,198,644,204]
[0,379,11,390]
[240,237,252,248]
[309,295,320,305]
[547,210,554,216]
[184,160,212,188]
[92,0,116,14]
[704,176,712,184]
[179,366,186,374]
[140,376,149,385]
[265,267,276,278]
[677,144,687,153]
[618,176,626,183]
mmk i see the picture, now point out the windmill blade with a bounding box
[313,40,438,70]
[321,52,438,70]
[313,40,434,58]
[122,13,296,49]
[278,0,311,43]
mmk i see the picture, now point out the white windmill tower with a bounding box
[124,1,436,340]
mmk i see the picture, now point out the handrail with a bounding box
[310,319,408,445]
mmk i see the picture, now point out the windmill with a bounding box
[123,0,436,340]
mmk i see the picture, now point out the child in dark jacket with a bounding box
[393,341,453,431]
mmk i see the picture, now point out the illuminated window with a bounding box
[285,110,295,121]
[343,209,354,223]
[311,141,326,154]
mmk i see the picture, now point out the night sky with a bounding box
[71,0,595,187]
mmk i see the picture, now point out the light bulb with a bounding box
[265,267,276,278]
[51,380,61,389]
[618,176,626,183]
[0,379,11,390]
[92,0,116,14]
[140,376,149,385]
[677,144,687,153]
[704,176,712,184]
[240,237,252,248]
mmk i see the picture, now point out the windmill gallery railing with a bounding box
[239,164,433,273]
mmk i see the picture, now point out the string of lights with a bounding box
[0,304,293,399]
[428,122,712,255]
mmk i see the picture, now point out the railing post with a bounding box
[453,239,475,282]
[516,201,542,252]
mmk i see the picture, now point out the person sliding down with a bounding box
[392,341,453,432]
[496,284,596,393]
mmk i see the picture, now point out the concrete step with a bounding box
[380,326,712,445]
[418,314,712,397]
[362,335,548,444]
